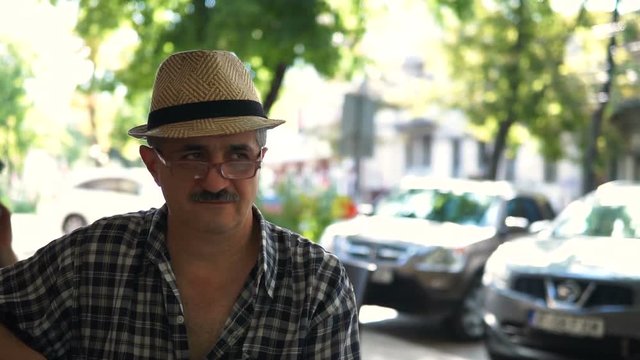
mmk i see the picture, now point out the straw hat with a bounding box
[128,50,285,139]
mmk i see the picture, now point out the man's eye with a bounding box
[229,153,250,161]
[181,152,205,161]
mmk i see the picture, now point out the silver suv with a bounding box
[320,176,555,340]
[483,181,640,359]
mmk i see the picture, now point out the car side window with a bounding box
[77,178,140,195]
[505,197,544,223]
[116,179,141,195]
[78,179,113,191]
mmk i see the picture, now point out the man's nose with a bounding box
[198,164,231,192]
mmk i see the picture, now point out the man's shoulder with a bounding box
[53,207,161,257]
[264,221,329,254]
[8,208,162,278]
[263,221,343,273]
[76,207,159,239]
[262,221,356,313]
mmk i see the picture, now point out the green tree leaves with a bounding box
[0,45,32,180]
[59,0,365,163]
[436,0,592,179]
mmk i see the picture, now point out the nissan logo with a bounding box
[556,280,582,303]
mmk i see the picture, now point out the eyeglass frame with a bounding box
[152,147,264,180]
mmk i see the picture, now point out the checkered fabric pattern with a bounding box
[0,206,360,359]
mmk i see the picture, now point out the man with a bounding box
[0,50,360,359]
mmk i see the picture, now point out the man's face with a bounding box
[141,131,264,235]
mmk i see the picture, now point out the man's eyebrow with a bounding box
[228,143,257,152]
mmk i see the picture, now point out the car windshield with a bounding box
[374,188,500,226]
[552,190,640,239]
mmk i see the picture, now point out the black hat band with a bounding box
[147,99,267,130]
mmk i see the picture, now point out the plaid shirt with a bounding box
[0,205,360,359]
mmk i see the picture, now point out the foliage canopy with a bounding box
[0,45,32,180]
[430,0,593,179]
[56,0,366,158]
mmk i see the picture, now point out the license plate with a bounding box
[530,310,605,338]
[370,268,393,284]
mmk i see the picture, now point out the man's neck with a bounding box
[165,213,259,270]
[164,213,261,359]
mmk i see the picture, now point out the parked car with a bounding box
[38,167,165,234]
[482,180,640,360]
[319,176,555,340]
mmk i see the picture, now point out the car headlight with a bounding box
[482,250,511,290]
[415,247,466,273]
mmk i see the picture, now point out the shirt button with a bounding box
[177,315,185,324]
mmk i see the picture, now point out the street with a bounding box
[359,305,488,360]
[11,213,488,359]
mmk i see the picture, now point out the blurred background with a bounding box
[2,0,640,235]
[1,0,640,359]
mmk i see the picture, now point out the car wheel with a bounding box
[449,276,485,341]
[484,325,518,360]
[62,214,87,234]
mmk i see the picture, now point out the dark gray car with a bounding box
[320,176,555,340]
[482,180,640,359]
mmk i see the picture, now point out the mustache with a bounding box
[190,189,240,202]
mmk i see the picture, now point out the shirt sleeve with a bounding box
[306,257,361,359]
[0,237,77,358]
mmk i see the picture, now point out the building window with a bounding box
[634,156,640,181]
[421,134,432,167]
[543,160,558,183]
[405,141,413,167]
[477,141,488,176]
[505,156,516,181]
[452,138,461,178]
[406,134,432,170]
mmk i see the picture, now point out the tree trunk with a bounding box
[582,0,619,194]
[486,117,515,180]
[262,62,288,116]
[486,1,526,180]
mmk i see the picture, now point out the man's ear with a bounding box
[139,145,161,186]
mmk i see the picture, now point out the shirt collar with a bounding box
[254,206,278,299]
[143,205,170,267]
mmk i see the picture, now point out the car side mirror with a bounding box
[502,216,530,235]
[528,219,551,234]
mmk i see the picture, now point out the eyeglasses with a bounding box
[153,148,263,180]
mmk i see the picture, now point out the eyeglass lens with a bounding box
[154,147,262,180]
[174,161,259,180]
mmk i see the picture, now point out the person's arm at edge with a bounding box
[0,202,44,358]
[0,324,46,360]
[0,202,18,267]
